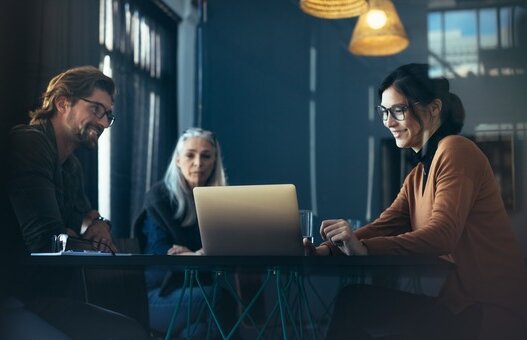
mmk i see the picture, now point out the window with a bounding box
[98,0,178,235]
[428,5,526,78]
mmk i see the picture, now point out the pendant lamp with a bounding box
[300,0,368,19]
[349,0,409,56]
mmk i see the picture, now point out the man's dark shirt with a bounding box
[8,119,91,253]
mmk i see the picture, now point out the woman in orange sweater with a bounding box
[306,63,527,339]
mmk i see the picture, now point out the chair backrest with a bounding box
[130,210,147,253]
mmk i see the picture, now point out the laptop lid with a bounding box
[194,184,304,256]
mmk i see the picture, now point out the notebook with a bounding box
[193,184,304,256]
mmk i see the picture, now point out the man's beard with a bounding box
[76,123,103,149]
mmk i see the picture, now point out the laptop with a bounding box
[193,184,304,256]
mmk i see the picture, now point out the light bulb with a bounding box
[366,9,387,29]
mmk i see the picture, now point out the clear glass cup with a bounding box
[299,209,314,243]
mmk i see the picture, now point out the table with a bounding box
[24,254,451,273]
[23,255,452,339]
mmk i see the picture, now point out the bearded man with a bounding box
[4,66,148,339]
[9,65,116,253]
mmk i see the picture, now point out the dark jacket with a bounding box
[133,181,205,294]
[6,120,91,300]
[8,120,91,253]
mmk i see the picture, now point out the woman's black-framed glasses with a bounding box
[376,103,418,122]
[79,97,116,127]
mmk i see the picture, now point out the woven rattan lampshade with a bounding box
[300,0,368,19]
[349,0,409,56]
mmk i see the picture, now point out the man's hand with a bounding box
[66,228,80,238]
[82,217,117,253]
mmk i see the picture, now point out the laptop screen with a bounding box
[194,184,304,256]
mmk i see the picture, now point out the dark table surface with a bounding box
[22,254,453,276]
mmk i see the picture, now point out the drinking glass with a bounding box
[299,209,314,243]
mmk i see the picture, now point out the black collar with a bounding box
[411,125,449,176]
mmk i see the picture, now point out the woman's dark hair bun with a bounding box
[434,77,449,97]
[444,93,465,134]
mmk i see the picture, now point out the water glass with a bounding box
[299,209,314,243]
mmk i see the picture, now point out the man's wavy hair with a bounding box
[29,65,115,124]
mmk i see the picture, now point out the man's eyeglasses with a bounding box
[376,102,419,122]
[79,97,115,127]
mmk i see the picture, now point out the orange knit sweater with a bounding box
[352,135,527,323]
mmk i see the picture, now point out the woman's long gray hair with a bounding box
[164,128,227,226]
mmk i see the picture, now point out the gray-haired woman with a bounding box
[134,127,228,336]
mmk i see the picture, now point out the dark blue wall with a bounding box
[203,0,311,203]
[201,0,427,234]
